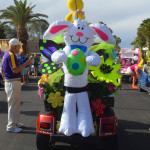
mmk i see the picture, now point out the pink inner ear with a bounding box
[49,25,68,34]
[92,27,108,41]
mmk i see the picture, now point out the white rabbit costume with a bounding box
[43,18,115,137]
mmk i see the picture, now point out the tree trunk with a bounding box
[17,25,28,55]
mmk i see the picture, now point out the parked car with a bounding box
[36,83,118,150]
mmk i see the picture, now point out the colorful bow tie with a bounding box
[70,45,87,53]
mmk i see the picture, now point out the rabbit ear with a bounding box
[89,23,116,44]
[43,20,73,40]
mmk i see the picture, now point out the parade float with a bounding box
[36,0,121,149]
[119,48,141,83]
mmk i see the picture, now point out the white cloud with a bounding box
[110,12,150,47]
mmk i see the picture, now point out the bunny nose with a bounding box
[76,32,84,37]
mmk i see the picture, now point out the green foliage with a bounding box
[27,19,49,41]
[132,18,150,49]
[0,0,48,53]
[41,83,64,120]
[114,35,121,50]
[48,69,64,86]
[0,22,6,38]
[3,25,17,39]
[0,0,48,26]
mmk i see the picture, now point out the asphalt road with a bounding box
[0,79,150,150]
[114,83,150,150]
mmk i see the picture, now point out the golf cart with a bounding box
[36,81,118,150]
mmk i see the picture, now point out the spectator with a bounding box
[25,54,30,82]
[18,51,28,85]
[1,38,33,133]
[33,53,40,78]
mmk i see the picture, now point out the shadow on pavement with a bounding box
[21,126,36,135]
[118,119,150,150]
[21,110,40,116]
[0,101,7,113]
[21,85,38,91]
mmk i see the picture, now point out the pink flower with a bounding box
[38,88,44,100]
[107,83,116,93]
[79,11,85,15]
[91,99,106,116]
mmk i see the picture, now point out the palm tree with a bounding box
[132,18,150,49]
[114,35,121,50]
[0,21,6,38]
[138,18,150,49]
[0,0,48,54]
[28,19,49,41]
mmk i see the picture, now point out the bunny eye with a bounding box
[78,27,80,29]
[81,27,84,30]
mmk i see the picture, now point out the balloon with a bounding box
[67,48,86,76]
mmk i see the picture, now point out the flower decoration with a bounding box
[93,121,98,135]
[91,98,106,116]
[47,92,64,108]
[107,82,116,93]
[89,56,122,86]
[38,87,44,100]
[56,121,61,132]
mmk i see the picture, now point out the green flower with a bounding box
[89,56,122,86]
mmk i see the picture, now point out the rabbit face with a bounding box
[63,19,94,48]
[43,18,116,49]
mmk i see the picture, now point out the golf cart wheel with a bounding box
[36,132,51,150]
[102,135,118,150]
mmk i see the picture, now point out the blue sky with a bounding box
[0,0,150,48]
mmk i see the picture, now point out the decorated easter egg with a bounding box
[67,48,86,76]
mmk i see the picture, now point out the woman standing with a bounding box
[34,53,40,77]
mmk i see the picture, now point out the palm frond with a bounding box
[31,13,48,18]
[14,0,19,6]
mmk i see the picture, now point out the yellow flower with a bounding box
[47,92,64,108]
[89,56,122,86]
[56,121,60,132]
[92,121,98,136]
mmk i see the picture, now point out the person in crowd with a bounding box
[1,38,33,133]
[18,51,28,85]
[25,54,30,82]
[33,53,40,78]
